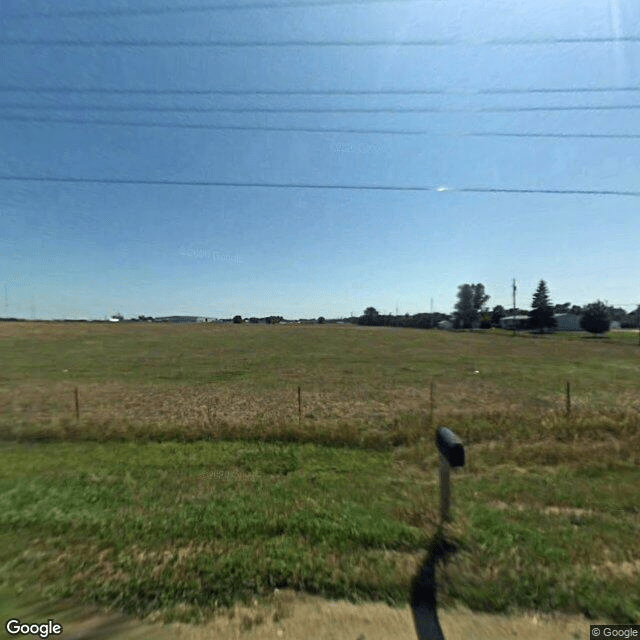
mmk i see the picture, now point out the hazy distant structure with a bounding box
[500,313,582,331]
[499,315,530,330]
[553,313,582,331]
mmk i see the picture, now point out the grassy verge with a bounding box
[0,323,638,625]
[0,438,638,624]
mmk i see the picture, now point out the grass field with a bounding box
[0,322,638,627]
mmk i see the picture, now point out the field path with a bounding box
[57,593,601,640]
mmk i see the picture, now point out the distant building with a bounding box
[437,319,454,330]
[553,313,582,331]
[499,315,531,330]
[499,312,583,331]
[153,316,201,323]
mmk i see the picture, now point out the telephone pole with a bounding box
[512,278,517,336]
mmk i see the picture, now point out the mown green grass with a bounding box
[0,322,638,625]
[0,439,638,624]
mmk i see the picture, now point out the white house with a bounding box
[500,313,584,331]
[499,315,530,330]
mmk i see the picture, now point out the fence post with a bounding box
[439,454,451,523]
[429,380,435,427]
[74,386,80,421]
[566,381,571,417]
[436,428,465,524]
[297,385,302,426]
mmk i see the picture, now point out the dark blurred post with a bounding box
[512,278,517,336]
[436,428,465,525]
[429,380,435,428]
[439,454,451,523]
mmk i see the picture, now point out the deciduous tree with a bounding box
[454,284,490,329]
[580,301,611,335]
[491,305,506,327]
[359,307,380,326]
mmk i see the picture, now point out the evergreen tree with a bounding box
[529,280,557,333]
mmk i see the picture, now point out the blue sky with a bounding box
[1,0,639,320]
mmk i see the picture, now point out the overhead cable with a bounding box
[1,0,444,19]
[1,36,640,47]
[0,114,637,138]
[2,103,640,113]
[0,85,639,96]
[1,174,639,197]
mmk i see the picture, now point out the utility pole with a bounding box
[512,278,517,336]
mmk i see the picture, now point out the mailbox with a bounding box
[436,428,465,468]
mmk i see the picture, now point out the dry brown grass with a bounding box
[2,376,639,457]
[1,322,639,453]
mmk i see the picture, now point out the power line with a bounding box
[1,113,638,138]
[1,36,640,47]
[0,85,639,96]
[1,174,640,197]
[4,103,640,113]
[1,0,444,19]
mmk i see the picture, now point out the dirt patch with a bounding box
[591,559,640,579]
[489,500,596,518]
[52,592,604,640]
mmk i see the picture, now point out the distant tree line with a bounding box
[353,281,640,336]
[356,306,450,328]
[247,316,283,324]
[453,280,640,334]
